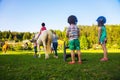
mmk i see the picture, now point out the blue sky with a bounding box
[0,0,120,32]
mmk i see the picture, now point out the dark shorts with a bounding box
[34,46,37,53]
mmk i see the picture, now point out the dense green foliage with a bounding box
[0,31,33,41]
[0,24,120,49]
[0,51,120,80]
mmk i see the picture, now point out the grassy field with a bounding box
[0,50,120,80]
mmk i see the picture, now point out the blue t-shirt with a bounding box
[52,34,58,43]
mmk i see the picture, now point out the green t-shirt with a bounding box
[100,26,107,43]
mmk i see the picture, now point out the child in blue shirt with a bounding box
[52,31,58,58]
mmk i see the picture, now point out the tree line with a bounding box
[0,24,120,49]
[0,31,33,42]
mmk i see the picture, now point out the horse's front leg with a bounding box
[37,45,41,58]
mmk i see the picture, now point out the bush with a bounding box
[7,44,15,51]
[14,45,23,51]
[111,44,119,49]
[27,46,32,50]
[92,44,101,50]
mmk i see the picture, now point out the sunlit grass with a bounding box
[0,50,120,80]
[81,49,120,53]
[0,49,120,55]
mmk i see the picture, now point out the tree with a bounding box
[80,35,89,49]
[8,34,13,40]
[0,31,2,39]
[23,32,31,40]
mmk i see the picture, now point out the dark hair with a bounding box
[96,16,106,26]
[68,15,78,24]
[41,23,45,26]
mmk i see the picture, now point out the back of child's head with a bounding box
[96,16,106,26]
[41,22,45,26]
[68,15,78,25]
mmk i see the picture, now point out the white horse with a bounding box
[32,30,53,59]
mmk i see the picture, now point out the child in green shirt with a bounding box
[96,16,108,61]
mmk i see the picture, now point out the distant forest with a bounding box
[0,24,120,49]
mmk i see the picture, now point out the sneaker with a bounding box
[100,58,108,61]
[68,61,75,64]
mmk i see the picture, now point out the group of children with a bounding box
[33,15,108,64]
[66,15,108,64]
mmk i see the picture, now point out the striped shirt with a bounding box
[66,25,79,40]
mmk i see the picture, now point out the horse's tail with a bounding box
[46,31,53,54]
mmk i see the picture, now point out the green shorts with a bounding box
[69,39,80,50]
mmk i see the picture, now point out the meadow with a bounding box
[0,50,120,80]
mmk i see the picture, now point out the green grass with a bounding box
[0,51,120,80]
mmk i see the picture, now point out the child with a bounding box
[33,40,37,58]
[37,22,47,40]
[66,15,82,64]
[39,22,47,34]
[96,16,108,61]
[52,31,58,58]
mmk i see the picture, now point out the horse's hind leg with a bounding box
[44,46,49,59]
[45,53,49,59]
[43,42,49,59]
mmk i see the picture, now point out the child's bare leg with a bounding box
[101,43,108,59]
[77,50,82,62]
[71,50,75,62]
